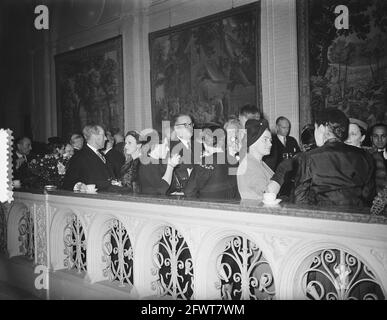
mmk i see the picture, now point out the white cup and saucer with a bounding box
[262,192,281,206]
[85,184,98,194]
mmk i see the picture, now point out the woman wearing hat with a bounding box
[237,119,274,200]
[345,118,368,148]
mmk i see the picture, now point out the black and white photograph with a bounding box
[0,0,386,308]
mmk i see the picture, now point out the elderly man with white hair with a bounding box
[63,125,116,192]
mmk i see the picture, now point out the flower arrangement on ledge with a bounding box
[371,186,387,216]
[28,154,69,188]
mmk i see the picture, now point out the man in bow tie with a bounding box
[63,125,116,192]
[370,123,387,193]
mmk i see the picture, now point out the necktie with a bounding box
[378,150,386,159]
[96,151,106,164]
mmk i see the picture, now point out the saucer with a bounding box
[44,185,57,191]
[170,192,184,196]
[262,199,281,206]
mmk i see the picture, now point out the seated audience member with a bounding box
[63,125,116,191]
[184,125,239,200]
[63,143,74,160]
[224,117,243,161]
[368,123,387,193]
[70,133,84,154]
[138,137,181,195]
[294,108,375,207]
[263,116,301,172]
[47,137,66,157]
[103,130,125,179]
[238,104,261,128]
[120,130,144,192]
[237,119,273,200]
[267,124,316,198]
[345,118,368,148]
[169,114,200,194]
[113,130,125,156]
[12,136,36,185]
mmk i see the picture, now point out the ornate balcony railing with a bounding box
[64,214,87,273]
[1,190,387,300]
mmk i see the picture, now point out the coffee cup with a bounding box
[13,180,21,188]
[85,184,96,192]
[263,192,276,203]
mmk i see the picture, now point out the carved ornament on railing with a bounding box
[151,226,194,300]
[102,219,134,288]
[302,249,385,300]
[64,214,87,273]
[216,236,275,300]
[18,206,34,260]
[35,204,48,265]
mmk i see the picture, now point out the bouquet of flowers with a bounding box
[28,154,69,187]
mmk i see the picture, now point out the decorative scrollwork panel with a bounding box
[64,215,87,272]
[301,249,385,300]
[35,205,48,266]
[18,207,34,259]
[102,219,133,288]
[151,226,194,300]
[216,236,275,300]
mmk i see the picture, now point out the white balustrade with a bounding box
[2,190,387,300]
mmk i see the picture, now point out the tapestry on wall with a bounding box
[149,3,261,131]
[298,0,387,130]
[55,36,124,139]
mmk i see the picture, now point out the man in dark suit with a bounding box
[112,131,125,157]
[169,114,201,194]
[70,133,84,154]
[12,136,36,186]
[264,116,300,172]
[369,123,387,193]
[63,125,115,191]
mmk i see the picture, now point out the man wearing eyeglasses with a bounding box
[169,114,200,194]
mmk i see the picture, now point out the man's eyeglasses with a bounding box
[175,122,193,128]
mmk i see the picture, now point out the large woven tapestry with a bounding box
[298,0,387,129]
[149,3,261,131]
[55,36,124,139]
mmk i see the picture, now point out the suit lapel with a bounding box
[84,146,112,174]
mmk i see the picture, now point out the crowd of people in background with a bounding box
[11,104,387,214]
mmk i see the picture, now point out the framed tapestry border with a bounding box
[296,0,312,132]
